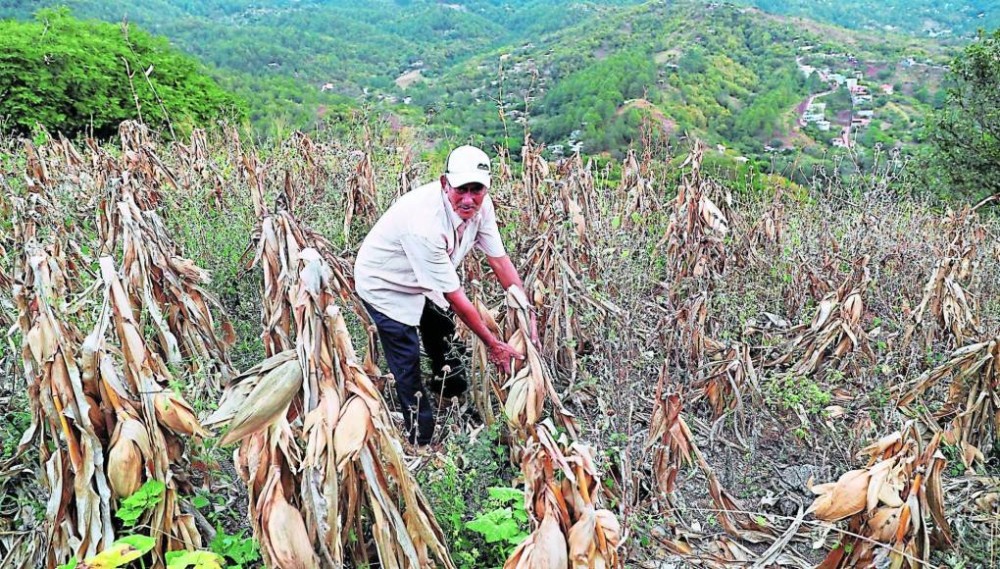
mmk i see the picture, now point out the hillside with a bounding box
[416,2,953,171]
[740,0,999,40]
[0,1,967,168]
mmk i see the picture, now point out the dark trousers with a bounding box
[363,300,466,445]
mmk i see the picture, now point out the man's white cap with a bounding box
[445,145,492,189]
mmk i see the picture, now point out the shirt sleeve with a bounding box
[400,230,462,294]
[475,196,507,258]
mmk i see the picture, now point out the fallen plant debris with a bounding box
[808,422,952,568]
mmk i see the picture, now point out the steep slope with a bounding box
[0,0,957,158]
[740,0,999,40]
[417,2,952,157]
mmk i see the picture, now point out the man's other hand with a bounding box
[488,341,524,375]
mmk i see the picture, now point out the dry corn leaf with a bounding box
[218,358,302,446]
[333,396,372,470]
[809,469,870,521]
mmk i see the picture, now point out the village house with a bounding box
[803,102,827,123]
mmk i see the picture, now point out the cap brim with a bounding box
[446,171,491,189]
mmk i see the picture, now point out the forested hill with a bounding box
[0,0,967,170]
[417,2,953,162]
[740,0,999,40]
[0,0,651,133]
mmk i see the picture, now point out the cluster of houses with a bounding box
[798,56,884,149]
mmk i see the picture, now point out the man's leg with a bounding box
[420,300,468,398]
[364,302,434,445]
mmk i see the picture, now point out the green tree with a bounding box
[0,8,245,138]
[927,28,1000,200]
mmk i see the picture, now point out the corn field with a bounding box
[1,121,999,568]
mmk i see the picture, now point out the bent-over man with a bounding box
[354,145,531,446]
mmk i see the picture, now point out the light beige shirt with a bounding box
[354,181,506,325]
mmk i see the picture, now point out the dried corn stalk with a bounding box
[173,128,226,205]
[505,421,621,569]
[656,293,715,374]
[9,131,222,567]
[765,256,874,377]
[105,184,236,390]
[735,188,785,267]
[519,175,620,378]
[520,134,550,219]
[248,186,376,373]
[502,287,579,437]
[693,341,760,443]
[657,144,729,290]
[615,148,656,222]
[344,148,377,242]
[496,144,514,184]
[646,363,773,544]
[810,423,951,568]
[15,247,115,566]
[466,288,625,567]
[897,337,1000,471]
[215,180,452,567]
[522,233,618,378]
[95,256,206,560]
[902,254,980,350]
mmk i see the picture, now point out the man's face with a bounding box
[442,176,487,221]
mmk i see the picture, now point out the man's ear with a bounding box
[440,175,449,189]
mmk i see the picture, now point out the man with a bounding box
[354,145,531,446]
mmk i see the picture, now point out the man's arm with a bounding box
[444,287,522,374]
[486,254,524,291]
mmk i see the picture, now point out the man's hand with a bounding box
[487,341,524,375]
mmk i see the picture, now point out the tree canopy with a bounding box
[0,8,245,138]
[927,28,1000,200]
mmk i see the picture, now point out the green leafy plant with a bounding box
[209,529,260,569]
[464,486,530,563]
[116,479,165,527]
[465,487,530,546]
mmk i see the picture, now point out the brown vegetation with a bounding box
[1,121,999,568]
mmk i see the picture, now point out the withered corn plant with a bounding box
[657,143,730,293]
[614,148,657,224]
[733,187,786,268]
[520,134,550,222]
[519,168,621,379]
[208,181,452,568]
[902,206,986,351]
[172,128,227,206]
[15,245,116,567]
[897,336,1000,471]
[505,420,622,569]
[466,286,623,567]
[8,124,249,567]
[95,256,208,558]
[100,182,236,392]
[646,363,773,549]
[344,141,378,242]
[809,423,951,568]
[761,255,874,377]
